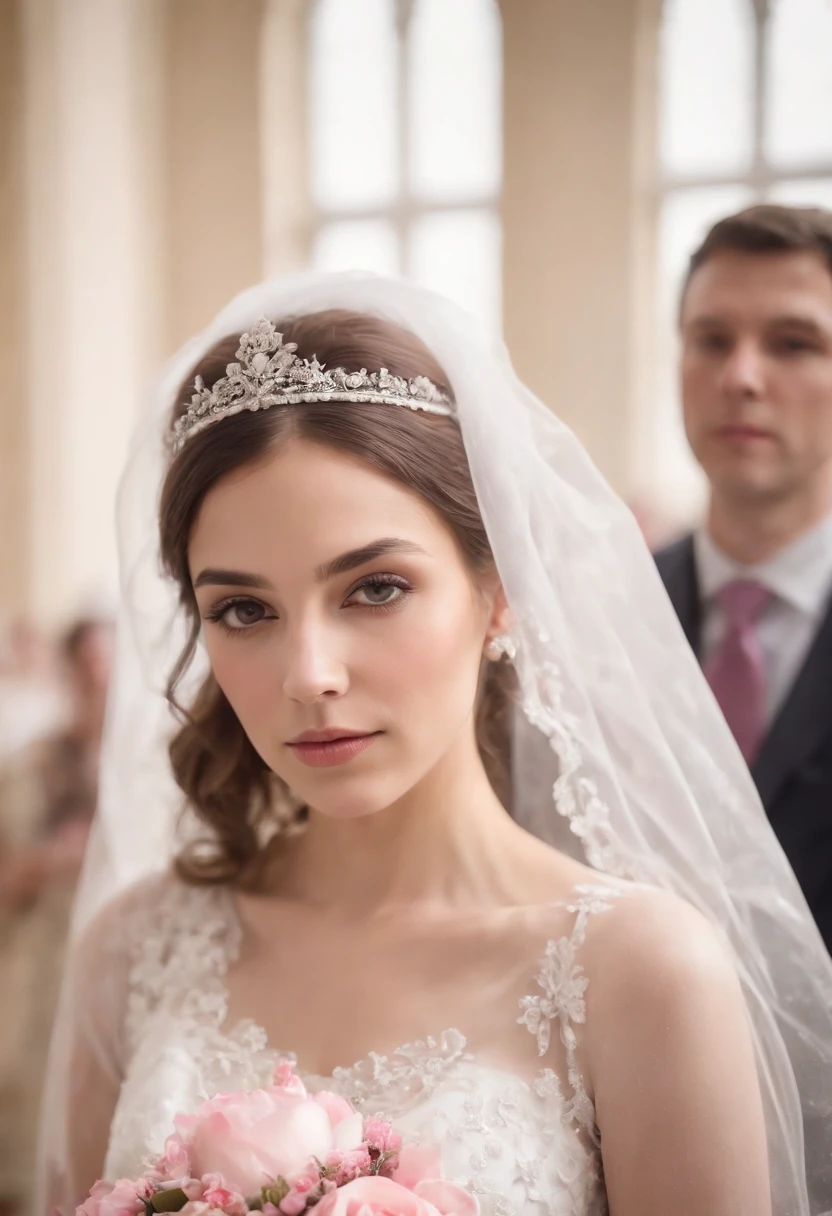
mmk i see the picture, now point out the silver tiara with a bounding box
[172,317,455,452]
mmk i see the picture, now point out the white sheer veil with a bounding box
[41,272,832,1214]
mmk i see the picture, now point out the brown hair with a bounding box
[681,203,832,313]
[159,309,516,888]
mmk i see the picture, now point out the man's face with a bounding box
[680,249,832,506]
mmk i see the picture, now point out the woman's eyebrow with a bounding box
[192,568,273,590]
[315,538,428,582]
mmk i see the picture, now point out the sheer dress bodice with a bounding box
[101,879,620,1216]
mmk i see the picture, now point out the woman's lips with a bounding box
[286,733,381,768]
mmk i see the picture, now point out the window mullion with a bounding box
[395,0,415,277]
[750,0,772,196]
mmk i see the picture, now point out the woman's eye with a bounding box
[209,599,271,631]
[346,578,410,608]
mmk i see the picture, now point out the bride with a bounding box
[41,274,832,1215]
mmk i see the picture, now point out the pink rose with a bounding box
[170,1073,362,1198]
[312,1175,442,1216]
[312,1090,356,1128]
[411,1181,480,1216]
[387,1145,442,1189]
[388,1146,480,1216]
[313,1175,478,1216]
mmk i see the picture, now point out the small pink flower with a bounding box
[363,1118,402,1156]
[200,1173,247,1216]
[324,1145,372,1186]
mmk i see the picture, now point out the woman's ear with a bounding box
[485,582,512,642]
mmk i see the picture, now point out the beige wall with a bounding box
[162,0,266,353]
[261,0,312,276]
[0,0,27,614]
[501,0,662,497]
[18,0,166,624]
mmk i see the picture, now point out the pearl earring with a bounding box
[485,633,517,663]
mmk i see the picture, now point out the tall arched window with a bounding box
[655,0,832,517]
[306,0,503,330]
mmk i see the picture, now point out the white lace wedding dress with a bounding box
[100,879,619,1216]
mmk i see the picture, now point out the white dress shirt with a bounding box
[695,513,832,730]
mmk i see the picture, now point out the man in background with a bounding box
[656,204,832,952]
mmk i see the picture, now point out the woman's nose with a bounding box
[281,626,349,704]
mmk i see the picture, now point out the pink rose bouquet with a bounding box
[77,1064,477,1216]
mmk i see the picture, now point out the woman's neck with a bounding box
[266,732,551,918]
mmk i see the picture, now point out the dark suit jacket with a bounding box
[656,534,832,953]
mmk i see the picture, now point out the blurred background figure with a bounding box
[656,205,832,951]
[0,617,114,1216]
[0,620,65,765]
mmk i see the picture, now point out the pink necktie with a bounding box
[704,580,772,764]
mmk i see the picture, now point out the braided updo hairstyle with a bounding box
[159,310,517,888]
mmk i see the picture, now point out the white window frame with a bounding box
[305,0,502,280]
[660,0,832,205]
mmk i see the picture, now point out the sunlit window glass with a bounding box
[309,0,398,210]
[408,0,502,202]
[313,220,400,276]
[660,0,754,178]
[766,0,832,168]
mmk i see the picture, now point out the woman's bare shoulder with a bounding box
[576,882,743,1042]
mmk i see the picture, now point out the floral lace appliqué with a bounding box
[517,885,623,1143]
[324,1029,472,1115]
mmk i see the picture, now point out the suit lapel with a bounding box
[658,536,703,656]
[753,596,832,809]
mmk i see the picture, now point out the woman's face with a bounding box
[189,438,502,820]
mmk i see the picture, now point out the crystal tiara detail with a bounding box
[172,317,456,452]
